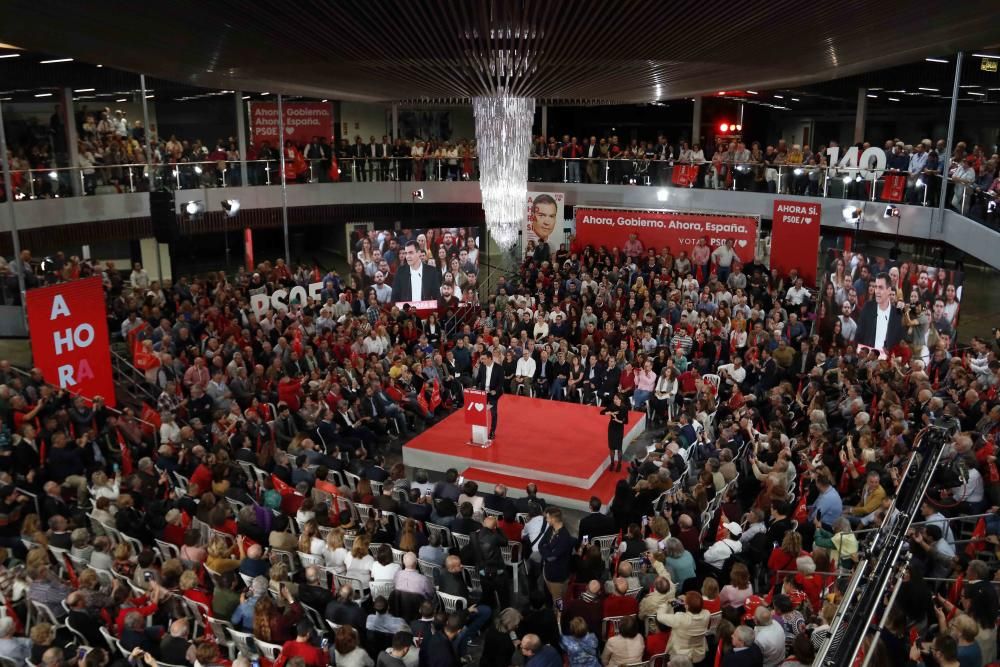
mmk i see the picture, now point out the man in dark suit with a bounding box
[298,566,334,611]
[723,625,765,667]
[476,350,504,440]
[325,585,368,638]
[392,240,442,303]
[66,591,104,647]
[533,350,554,398]
[856,272,904,352]
[577,497,617,544]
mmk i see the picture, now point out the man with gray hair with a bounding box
[0,617,31,664]
[753,606,785,667]
[725,625,763,666]
[120,610,159,654]
[159,618,194,665]
[393,552,435,599]
[231,575,269,630]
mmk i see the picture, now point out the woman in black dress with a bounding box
[601,392,629,471]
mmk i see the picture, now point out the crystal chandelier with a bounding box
[473,96,535,250]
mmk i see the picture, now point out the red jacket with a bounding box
[275,639,327,667]
[603,595,638,620]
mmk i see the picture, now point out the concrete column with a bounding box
[391,103,399,140]
[691,96,703,144]
[235,91,248,186]
[541,105,548,140]
[62,88,83,196]
[853,88,867,144]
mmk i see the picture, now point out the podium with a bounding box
[463,389,492,447]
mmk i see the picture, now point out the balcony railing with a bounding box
[2,157,996,227]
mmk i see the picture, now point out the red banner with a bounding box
[881,172,906,202]
[671,164,699,187]
[24,277,115,406]
[771,200,822,286]
[463,389,489,426]
[572,208,758,258]
[249,102,334,148]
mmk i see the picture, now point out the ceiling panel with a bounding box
[0,0,998,103]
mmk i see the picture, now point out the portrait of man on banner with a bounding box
[523,192,565,258]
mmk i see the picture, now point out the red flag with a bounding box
[966,519,987,557]
[64,555,80,588]
[881,172,906,202]
[329,156,340,182]
[271,474,294,497]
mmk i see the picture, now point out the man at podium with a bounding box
[476,350,503,440]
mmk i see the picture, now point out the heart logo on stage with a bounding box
[466,402,485,412]
[286,126,295,136]
[737,239,748,248]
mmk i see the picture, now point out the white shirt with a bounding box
[951,467,984,504]
[703,537,742,569]
[484,362,494,390]
[409,266,423,301]
[717,363,746,385]
[516,356,536,378]
[874,304,892,350]
[755,621,787,667]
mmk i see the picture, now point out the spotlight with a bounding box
[48,171,58,180]
[735,124,742,131]
[719,123,729,133]
[855,175,863,183]
[883,205,900,219]
[221,199,240,217]
[916,178,924,188]
[842,176,852,184]
[185,200,203,216]
[656,188,669,202]
[411,189,424,200]
[194,165,203,175]
[794,168,804,176]
[842,205,863,224]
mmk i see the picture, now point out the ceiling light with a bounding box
[656,188,669,202]
[222,199,240,216]
[261,92,270,95]
[40,58,73,64]
[35,93,54,98]
[866,94,878,98]
[0,54,20,59]
[773,95,784,99]
[868,87,883,91]
[73,88,95,92]
[717,91,726,96]
[746,90,758,95]
[925,57,948,63]
[185,200,203,216]
[960,85,980,88]
[790,98,800,101]
[321,99,328,102]
[96,64,103,68]
[973,53,1000,59]
[969,91,985,96]
[0,97,12,101]
[918,87,938,91]
[888,97,900,102]
[242,95,250,99]
[116,98,126,102]
[145,95,154,99]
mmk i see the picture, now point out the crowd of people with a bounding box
[0,222,998,667]
[3,105,999,227]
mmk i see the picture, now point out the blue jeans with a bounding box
[550,377,566,400]
[632,389,651,410]
[456,604,492,655]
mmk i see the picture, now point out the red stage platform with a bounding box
[402,394,646,510]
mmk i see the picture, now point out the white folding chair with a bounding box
[591,534,620,562]
[254,638,283,661]
[99,626,129,659]
[437,591,468,613]
[154,539,180,562]
[369,580,395,601]
[226,627,259,659]
[205,616,237,659]
[451,532,471,550]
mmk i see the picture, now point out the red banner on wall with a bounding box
[771,200,822,286]
[572,207,758,258]
[881,172,906,202]
[25,277,115,406]
[249,102,334,148]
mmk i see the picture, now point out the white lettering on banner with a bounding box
[581,215,614,225]
[57,359,94,388]
[250,280,331,318]
[617,216,665,228]
[53,324,94,355]
[826,146,887,180]
[49,295,71,319]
